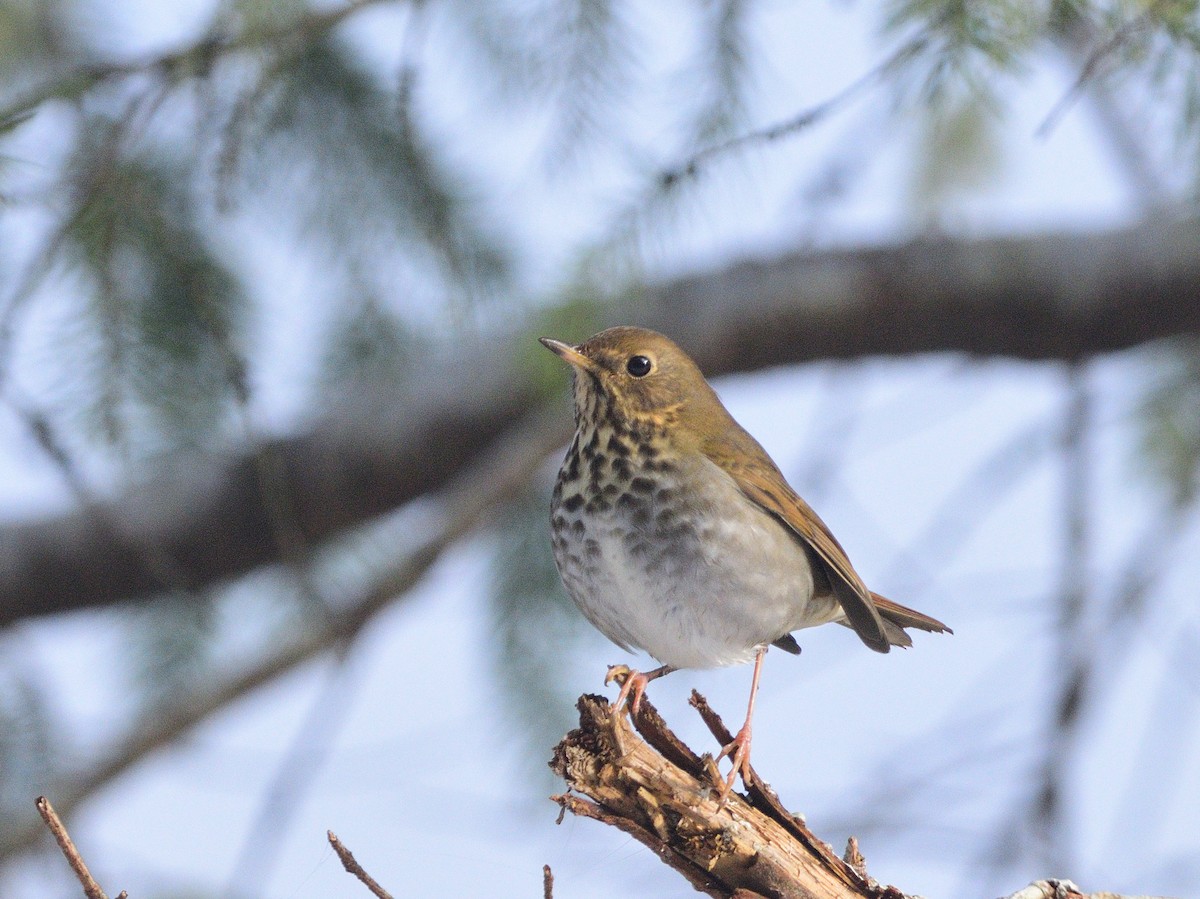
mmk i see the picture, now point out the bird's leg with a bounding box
[715,645,767,799]
[605,663,676,715]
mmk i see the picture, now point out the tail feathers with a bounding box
[879,618,913,648]
[833,592,951,648]
[870,592,952,635]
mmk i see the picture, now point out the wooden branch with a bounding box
[35,796,126,899]
[550,693,900,899]
[4,219,1200,622]
[328,831,395,899]
[549,693,1176,899]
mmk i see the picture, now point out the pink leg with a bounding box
[716,645,767,799]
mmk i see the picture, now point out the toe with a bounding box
[604,664,632,687]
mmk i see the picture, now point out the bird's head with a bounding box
[539,326,726,443]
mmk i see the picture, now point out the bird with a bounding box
[540,326,950,797]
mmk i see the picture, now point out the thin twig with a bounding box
[327,831,395,899]
[0,0,393,128]
[1047,9,1168,207]
[35,796,120,899]
[1037,5,1160,139]
[657,29,932,186]
[542,863,554,899]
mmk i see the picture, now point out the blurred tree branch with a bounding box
[0,0,396,131]
[3,218,1200,624]
[1031,366,1092,873]
[223,641,357,897]
[0,411,560,860]
[1046,6,1168,207]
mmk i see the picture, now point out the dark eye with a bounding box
[626,355,652,377]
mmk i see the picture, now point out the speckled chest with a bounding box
[550,412,684,577]
[548,405,819,669]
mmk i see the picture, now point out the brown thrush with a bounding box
[540,326,950,797]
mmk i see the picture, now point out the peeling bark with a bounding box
[551,693,904,899]
[549,692,1179,899]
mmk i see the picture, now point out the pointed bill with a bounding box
[539,337,601,375]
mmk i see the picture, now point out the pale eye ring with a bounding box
[626,355,652,377]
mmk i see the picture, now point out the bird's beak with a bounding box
[539,337,599,374]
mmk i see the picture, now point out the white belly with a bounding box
[552,453,840,669]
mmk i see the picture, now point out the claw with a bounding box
[603,663,632,689]
[715,721,753,800]
[604,663,675,716]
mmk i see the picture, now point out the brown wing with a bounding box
[705,429,892,654]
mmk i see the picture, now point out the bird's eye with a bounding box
[626,355,653,377]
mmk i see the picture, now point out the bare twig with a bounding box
[542,863,554,899]
[327,831,395,899]
[1038,4,1162,139]
[658,29,932,187]
[1047,10,1169,207]
[35,796,124,899]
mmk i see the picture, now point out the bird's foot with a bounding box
[605,664,650,715]
[605,663,676,716]
[715,721,753,801]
